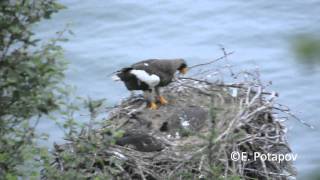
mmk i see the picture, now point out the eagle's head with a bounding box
[176,59,188,74]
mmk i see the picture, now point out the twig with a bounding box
[188,51,234,69]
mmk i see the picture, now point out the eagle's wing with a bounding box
[131,60,176,86]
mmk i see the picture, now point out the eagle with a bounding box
[113,59,188,110]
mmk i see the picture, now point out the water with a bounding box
[35,0,320,178]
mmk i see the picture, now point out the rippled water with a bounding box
[35,0,320,178]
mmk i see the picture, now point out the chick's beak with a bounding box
[179,67,188,74]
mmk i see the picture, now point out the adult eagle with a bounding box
[114,59,188,109]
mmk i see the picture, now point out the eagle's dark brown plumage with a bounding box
[114,59,188,109]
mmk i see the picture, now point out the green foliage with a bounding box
[304,167,320,180]
[41,99,124,179]
[0,0,66,178]
[178,127,193,137]
[209,165,242,180]
[204,105,243,180]
[176,171,196,180]
[292,35,320,64]
[210,165,224,180]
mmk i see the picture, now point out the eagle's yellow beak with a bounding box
[179,67,188,74]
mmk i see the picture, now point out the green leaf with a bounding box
[113,130,125,139]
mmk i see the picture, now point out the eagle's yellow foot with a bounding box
[148,102,158,110]
[158,96,168,105]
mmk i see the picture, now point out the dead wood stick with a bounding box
[188,51,234,69]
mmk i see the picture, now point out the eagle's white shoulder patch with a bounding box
[130,69,160,87]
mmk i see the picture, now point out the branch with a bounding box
[188,51,234,70]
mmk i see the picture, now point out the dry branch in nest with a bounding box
[49,53,300,180]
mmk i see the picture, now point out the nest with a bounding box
[49,54,298,180]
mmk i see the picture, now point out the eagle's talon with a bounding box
[148,102,158,110]
[158,96,168,105]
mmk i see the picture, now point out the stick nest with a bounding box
[49,55,297,180]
